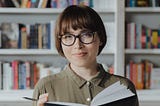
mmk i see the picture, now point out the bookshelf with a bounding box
[0,8,65,106]
[1,0,160,106]
[0,0,125,105]
[125,5,160,106]
[0,90,33,106]
[137,89,160,106]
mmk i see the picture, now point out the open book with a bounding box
[45,81,135,106]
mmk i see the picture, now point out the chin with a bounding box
[71,61,88,67]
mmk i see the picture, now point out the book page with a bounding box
[45,101,86,106]
[45,81,135,106]
[91,81,135,106]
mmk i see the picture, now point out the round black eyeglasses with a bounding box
[59,32,96,46]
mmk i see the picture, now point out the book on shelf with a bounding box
[44,81,136,106]
[20,27,28,49]
[150,67,160,89]
[151,0,160,7]
[1,22,19,48]
[143,60,153,89]
[0,0,16,7]
[125,60,154,89]
[125,0,160,7]
[11,0,21,8]
[0,60,63,90]
[38,0,48,8]
[20,0,28,8]
[30,0,38,8]
[136,0,150,7]
[126,22,160,49]
[2,62,12,90]
[151,29,159,48]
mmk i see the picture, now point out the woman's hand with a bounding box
[37,93,48,106]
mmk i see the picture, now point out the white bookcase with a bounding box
[0,8,66,106]
[2,0,160,106]
[0,0,125,105]
[125,7,160,106]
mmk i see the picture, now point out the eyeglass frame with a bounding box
[58,31,96,46]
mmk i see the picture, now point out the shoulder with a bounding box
[99,64,135,90]
[33,70,68,100]
[109,74,139,106]
[110,74,132,85]
[99,64,134,88]
[109,74,136,93]
[35,70,67,90]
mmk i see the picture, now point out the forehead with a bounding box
[69,28,81,34]
[61,22,91,34]
[60,11,94,34]
[69,28,90,34]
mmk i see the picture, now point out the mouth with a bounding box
[73,52,87,57]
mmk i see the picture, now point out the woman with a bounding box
[33,5,139,106]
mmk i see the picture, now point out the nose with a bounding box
[74,37,84,49]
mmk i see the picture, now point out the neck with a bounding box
[70,63,98,81]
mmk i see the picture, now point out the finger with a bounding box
[37,93,49,106]
[39,93,48,99]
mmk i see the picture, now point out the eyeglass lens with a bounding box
[61,32,95,46]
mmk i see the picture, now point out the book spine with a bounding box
[136,63,144,89]
[12,60,19,89]
[151,29,158,48]
[25,61,31,89]
[21,0,28,8]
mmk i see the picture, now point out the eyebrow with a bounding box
[65,29,92,34]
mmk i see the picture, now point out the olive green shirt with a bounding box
[33,64,139,106]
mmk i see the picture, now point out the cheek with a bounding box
[87,42,100,56]
[92,44,100,55]
[93,38,101,52]
[62,45,71,57]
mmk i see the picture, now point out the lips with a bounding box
[73,52,87,57]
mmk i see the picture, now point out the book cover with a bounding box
[151,29,158,48]
[44,81,135,106]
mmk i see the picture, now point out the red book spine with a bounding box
[12,60,19,89]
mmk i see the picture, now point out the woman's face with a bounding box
[61,28,101,67]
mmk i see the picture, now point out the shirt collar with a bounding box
[63,63,111,89]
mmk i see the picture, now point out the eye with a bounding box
[62,34,74,39]
[81,32,93,38]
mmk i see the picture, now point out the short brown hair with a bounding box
[55,5,107,57]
